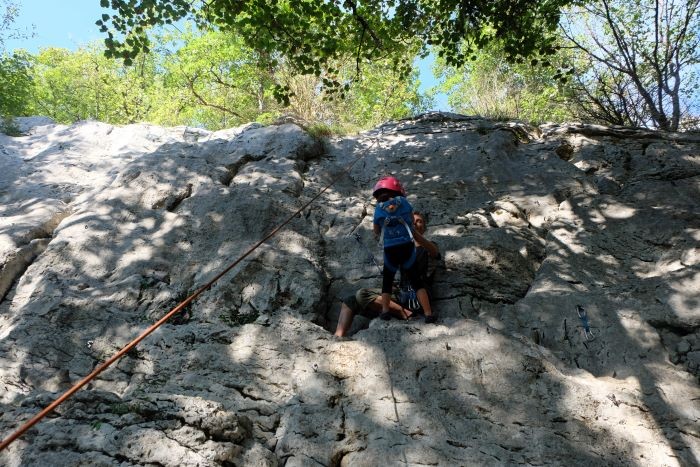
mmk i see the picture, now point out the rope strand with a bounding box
[0,134,380,451]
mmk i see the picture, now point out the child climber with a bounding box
[372,176,434,322]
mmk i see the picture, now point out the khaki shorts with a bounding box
[341,288,401,319]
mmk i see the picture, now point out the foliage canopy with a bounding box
[0,50,32,117]
[434,41,575,124]
[7,28,426,132]
[98,0,572,98]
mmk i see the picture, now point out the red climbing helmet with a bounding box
[372,176,406,197]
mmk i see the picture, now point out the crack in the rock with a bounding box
[478,450,502,462]
[161,428,200,452]
[432,293,473,302]
[447,439,468,448]
[616,399,650,413]
[166,183,193,212]
[221,154,267,186]
[111,452,142,465]
[649,321,699,336]
[220,381,275,404]
[0,209,71,304]
[498,443,524,453]
[337,403,346,441]
[679,428,700,439]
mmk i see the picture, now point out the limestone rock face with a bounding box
[1,114,698,466]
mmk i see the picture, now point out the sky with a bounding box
[6,0,449,111]
[6,1,107,53]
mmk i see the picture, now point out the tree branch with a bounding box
[184,72,243,118]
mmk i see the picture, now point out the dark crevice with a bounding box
[166,183,193,212]
[150,183,193,212]
[219,380,276,404]
[330,448,351,467]
[222,154,266,186]
[0,209,71,304]
[447,439,468,448]
[0,239,48,304]
[649,321,698,336]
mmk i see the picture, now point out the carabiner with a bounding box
[576,305,595,341]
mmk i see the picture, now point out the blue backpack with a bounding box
[374,196,414,248]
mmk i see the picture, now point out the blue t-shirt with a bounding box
[373,196,414,248]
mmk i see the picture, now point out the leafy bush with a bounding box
[0,51,34,127]
[0,116,21,136]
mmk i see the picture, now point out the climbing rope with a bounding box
[0,133,382,452]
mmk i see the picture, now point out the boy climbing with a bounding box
[372,176,436,323]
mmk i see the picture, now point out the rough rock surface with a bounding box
[1,114,698,466]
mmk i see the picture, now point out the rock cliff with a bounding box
[1,113,698,466]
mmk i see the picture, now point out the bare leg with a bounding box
[370,295,410,319]
[334,303,355,337]
[381,292,391,313]
[379,292,393,320]
[417,289,432,315]
[417,288,435,322]
[336,293,412,336]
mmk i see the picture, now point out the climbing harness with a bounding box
[352,232,419,313]
[398,283,420,312]
[0,133,383,452]
[576,305,595,341]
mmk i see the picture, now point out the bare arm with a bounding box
[413,228,439,257]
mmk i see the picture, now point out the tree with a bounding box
[277,52,430,131]
[0,0,35,132]
[433,42,575,124]
[560,0,700,131]
[153,28,428,130]
[97,0,572,101]
[336,58,430,128]
[154,29,276,129]
[24,29,424,132]
[32,44,159,124]
[0,50,33,119]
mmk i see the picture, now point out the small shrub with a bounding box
[306,122,334,138]
[0,116,22,136]
[256,112,281,125]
